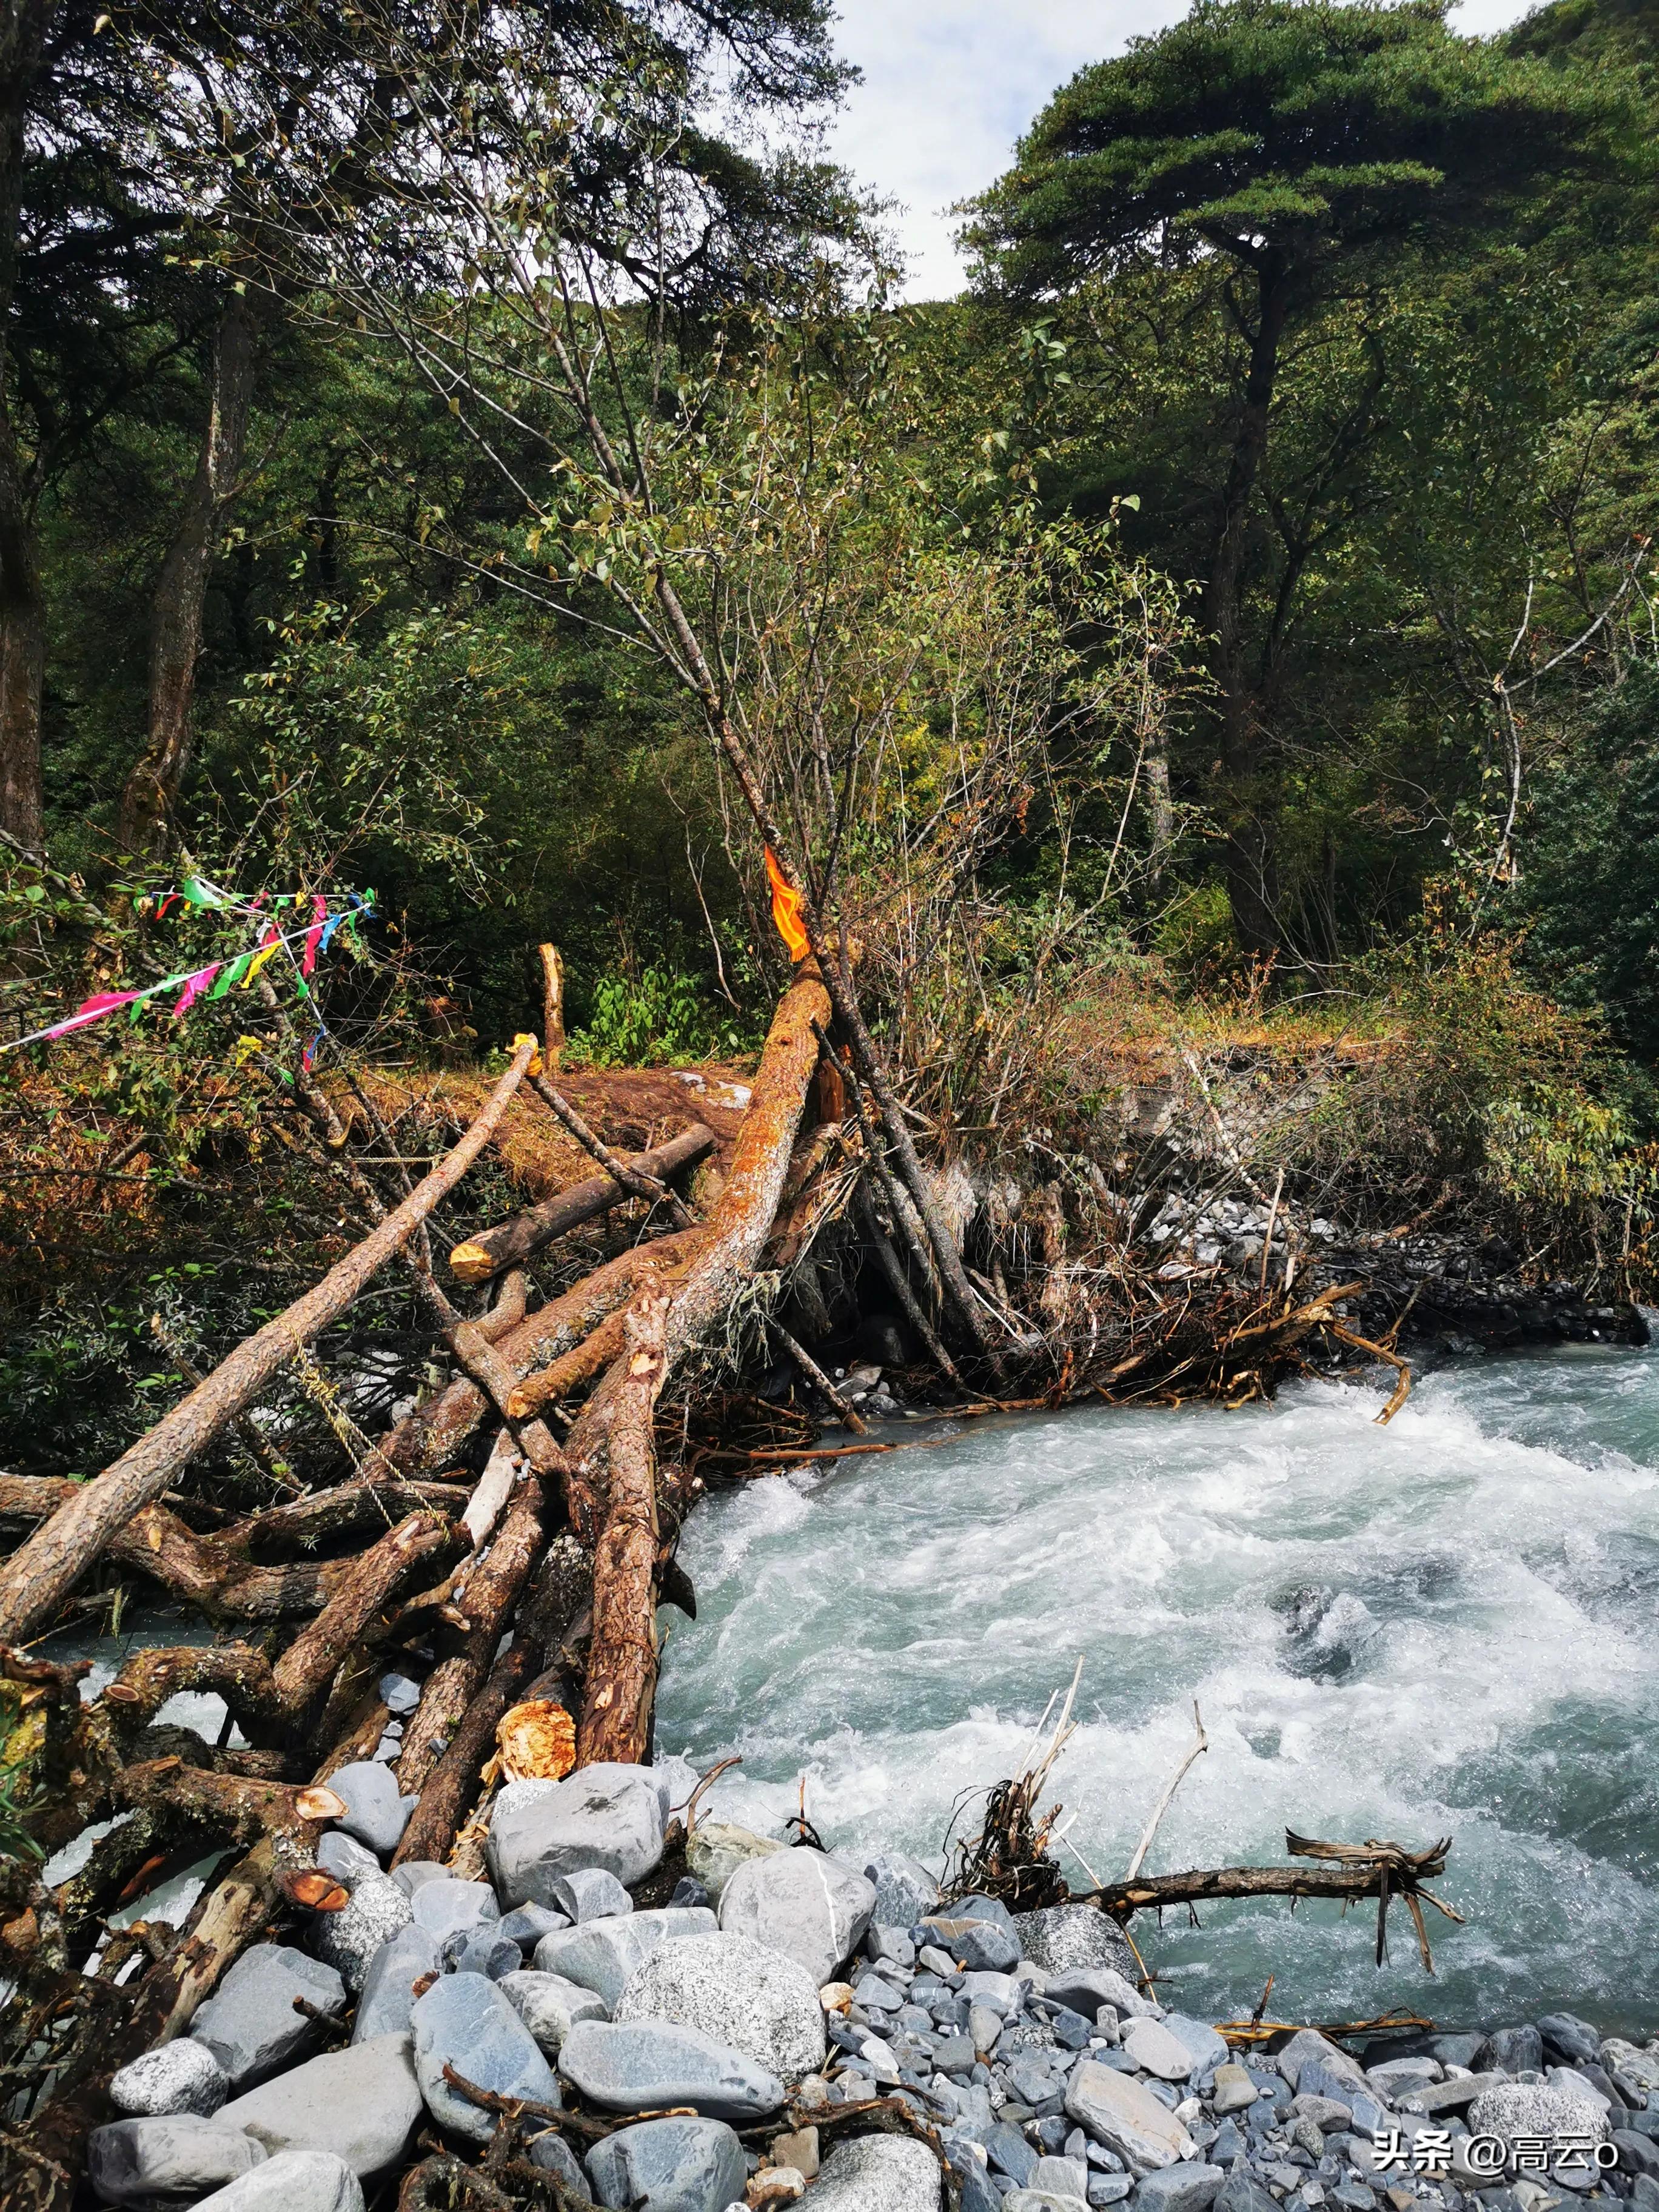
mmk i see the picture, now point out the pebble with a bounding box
[326,1761,415,1856]
[1213,2065,1259,2115]
[1163,2016,1232,2076]
[1136,2167,1227,2212]
[500,1968,611,2054]
[686,1819,787,1904]
[498,1900,571,1949]
[190,1945,347,2087]
[919,1915,1021,1973]
[411,1972,562,2141]
[379,1672,421,1717]
[718,1848,876,1983]
[1046,1967,1156,2020]
[549,1866,634,1922]
[1122,2017,1196,2082]
[488,1761,665,1904]
[218,2033,423,2177]
[534,1906,719,2007]
[585,2115,747,2212]
[558,2018,785,2119]
[187,2151,364,2212]
[110,2038,230,2118]
[615,1928,828,2079]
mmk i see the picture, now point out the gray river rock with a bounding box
[584,2116,747,2212]
[189,1945,347,2088]
[614,1929,826,2077]
[558,2017,785,2119]
[218,2033,423,2176]
[411,1971,561,2141]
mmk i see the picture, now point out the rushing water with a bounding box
[654,1347,1659,2038]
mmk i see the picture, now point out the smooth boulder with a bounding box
[412,1971,562,2142]
[1065,2060,1196,2175]
[558,2019,785,2120]
[585,2116,748,2212]
[189,2151,364,2212]
[190,1945,347,2088]
[615,1930,826,2079]
[87,2117,266,2207]
[534,1906,716,2008]
[717,1848,874,1984]
[327,1761,415,1855]
[218,2033,422,2177]
[488,1762,665,1905]
[409,1877,500,1942]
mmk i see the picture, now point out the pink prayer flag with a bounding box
[171,964,221,1017]
[301,894,327,978]
[42,990,143,1040]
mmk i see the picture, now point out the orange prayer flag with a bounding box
[764,847,810,962]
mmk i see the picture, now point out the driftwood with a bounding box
[0,1037,537,1645]
[448,1122,714,1282]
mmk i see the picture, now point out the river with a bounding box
[654,1345,1659,2037]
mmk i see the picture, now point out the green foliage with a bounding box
[568,964,761,1067]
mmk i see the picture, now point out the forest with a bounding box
[4,2,1659,2199]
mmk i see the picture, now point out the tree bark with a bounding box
[0,1038,536,1646]
[119,290,260,854]
[1202,256,1290,957]
[448,1123,713,1283]
[0,2,56,850]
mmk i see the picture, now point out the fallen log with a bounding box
[528,1070,697,1230]
[576,1287,670,1766]
[447,1122,714,1283]
[570,966,830,1763]
[0,1038,538,1646]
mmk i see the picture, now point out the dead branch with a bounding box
[0,1039,538,1645]
[448,1124,714,1282]
[529,1070,698,1230]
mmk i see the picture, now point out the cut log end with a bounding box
[448,1241,493,1284]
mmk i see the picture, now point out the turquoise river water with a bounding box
[654,1346,1659,2037]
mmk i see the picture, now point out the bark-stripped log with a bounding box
[571,967,830,1763]
[447,1122,713,1282]
[392,1478,546,1801]
[0,1041,537,1645]
[382,1231,699,1475]
[575,1290,669,1766]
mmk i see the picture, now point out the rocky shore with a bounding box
[82,1757,1659,2212]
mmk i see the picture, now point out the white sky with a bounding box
[827,0,1543,300]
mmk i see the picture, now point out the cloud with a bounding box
[826,0,1541,304]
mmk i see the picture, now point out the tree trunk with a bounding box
[0,2,56,850]
[1202,260,1290,957]
[118,290,260,854]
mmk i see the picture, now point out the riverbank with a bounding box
[77,1761,1659,2212]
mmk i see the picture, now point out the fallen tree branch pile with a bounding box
[0,955,1418,2205]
